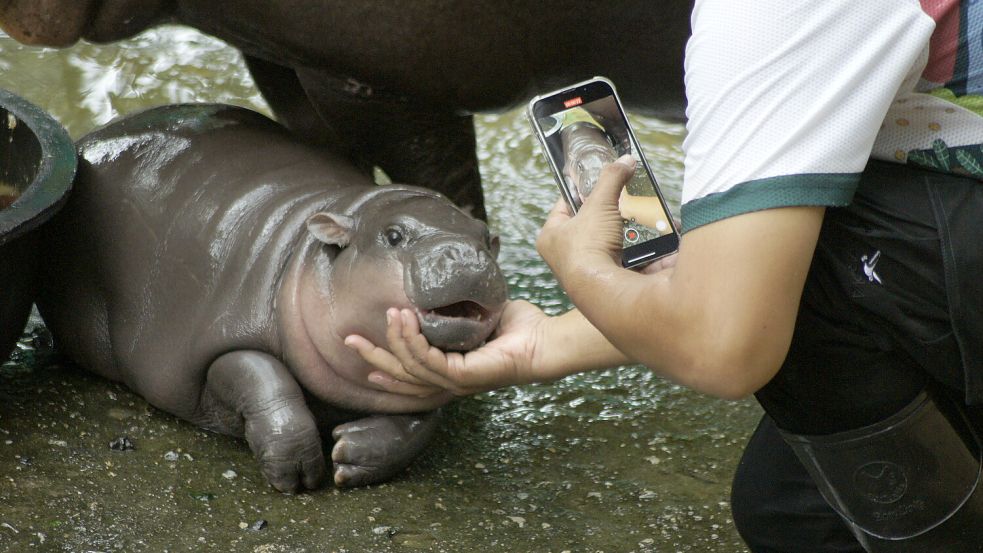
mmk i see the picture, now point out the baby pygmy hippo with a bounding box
[37,104,507,492]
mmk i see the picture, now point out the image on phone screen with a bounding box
[536,96,673,249]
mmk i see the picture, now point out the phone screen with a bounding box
[529,78,678,267]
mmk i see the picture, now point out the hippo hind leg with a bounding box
[293,70,487,220]
[331,410,441,488]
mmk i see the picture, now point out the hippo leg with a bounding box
[331,410,442,488]
[293,71,487,219]
[243,56,354,161]
[367,111,485,221]
[199,351,326,493]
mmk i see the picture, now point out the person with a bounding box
[344,1,983,551]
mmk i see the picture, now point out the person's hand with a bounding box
[344,300,550,397]
[639,251,678,275]
[637,217,682,275]
[538,154,636,286]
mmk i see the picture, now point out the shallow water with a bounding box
[0,26,760,552]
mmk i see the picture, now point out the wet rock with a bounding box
[109,436,135,451]
[249,519,268,531]
[163,451,179,461]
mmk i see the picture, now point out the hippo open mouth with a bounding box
[415,300,501,352]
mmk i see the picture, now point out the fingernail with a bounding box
[343,336,355,347]
[386,309,394,325]
[616,154,636,167]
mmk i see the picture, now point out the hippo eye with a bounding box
[385,227,404,246]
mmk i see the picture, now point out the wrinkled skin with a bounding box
[36,104,508,492]
[0,0,692,219]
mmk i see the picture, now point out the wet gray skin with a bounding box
[0,0,693,220]
[35,103,507,493]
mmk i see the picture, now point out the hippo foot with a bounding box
[330,412,440,488]
[249,412,328,493]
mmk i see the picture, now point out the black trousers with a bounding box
[732,161,983,552]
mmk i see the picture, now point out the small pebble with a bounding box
[108,436,135,451]
[163,451,179,461]
[222,469,237,480]
[249,519,268,531]
[1,522,18,534]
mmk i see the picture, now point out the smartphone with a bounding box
[527,77,679,268]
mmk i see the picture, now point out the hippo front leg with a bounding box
[332,410,441,488]
[200,351,326,492]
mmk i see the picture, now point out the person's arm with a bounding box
[348,0,933,399]
[348,160,821,399]
[542,160,823,398]
[354,297,633,397]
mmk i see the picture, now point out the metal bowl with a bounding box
[0,89,76,364]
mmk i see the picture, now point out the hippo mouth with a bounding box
[415,300,501,352]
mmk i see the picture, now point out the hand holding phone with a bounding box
[528,77,679,268]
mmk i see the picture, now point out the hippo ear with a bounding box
[306,212,354,247]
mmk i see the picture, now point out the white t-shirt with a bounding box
[681,0,983,232]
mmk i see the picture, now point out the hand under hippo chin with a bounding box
[35,104,507,492]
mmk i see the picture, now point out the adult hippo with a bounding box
[0,0,692,219]
[36,103,508,492]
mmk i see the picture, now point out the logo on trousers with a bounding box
[861,250,882,284]
[854,461,907,504]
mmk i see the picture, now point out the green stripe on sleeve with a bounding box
[680,173,860,233]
